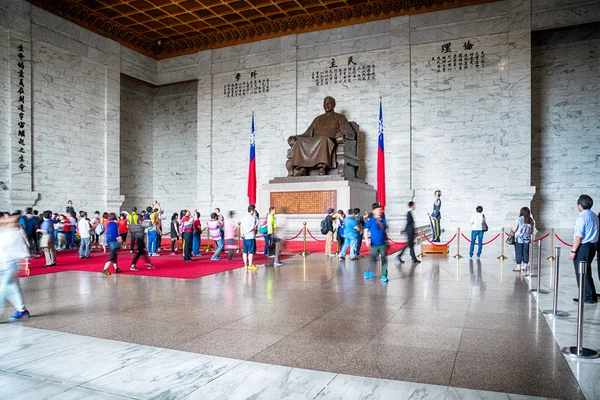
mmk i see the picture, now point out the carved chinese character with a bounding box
[251,70,257,79]
[18,53,24,60]
[17,130,25,137]
[348,56,356,66]
[19,163,25,171]
[18,138,25,146]
[463,40,473,50]
[18,147,25,153]
[18,61,24,69]
[18,122,25,128]
[18,45,23,52]
[18,155,24,162]
[18,70,24,78]
[235,73,241,81]
[18,104,24,112]
[441,43,451,53]
[329,58,337,68]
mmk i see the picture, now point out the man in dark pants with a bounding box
[568,194,599,304]
[430,190,442,242]
[396,202,420,264]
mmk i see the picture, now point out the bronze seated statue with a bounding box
[286,96,360,180]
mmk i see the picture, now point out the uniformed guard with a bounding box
[430,190,442,242]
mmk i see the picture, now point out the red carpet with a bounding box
[22,238,406,280]
[23,249,287,280]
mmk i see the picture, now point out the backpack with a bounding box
[320,218,328,235]
[516,220,532,242]
[258,219,268,234]
[95,223,105,236]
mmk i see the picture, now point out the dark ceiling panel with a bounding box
[26,0,500,59]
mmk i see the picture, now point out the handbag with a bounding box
[481,215,488,232]
[506,231,515,245]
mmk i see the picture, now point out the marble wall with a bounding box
[120,77,154,212]
[532,23,600,229]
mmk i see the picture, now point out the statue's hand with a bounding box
[335,131,344,139]
[287,136,297,146]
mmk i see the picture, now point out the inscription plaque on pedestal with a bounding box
[270,190,336,214]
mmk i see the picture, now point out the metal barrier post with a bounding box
[205,227,211,252]
[529,240,549,294]
[543,247,568,317]
[417,230,424,260]
[300,222,310,257]
[526,234,536,277]
[497,227,508,260]
[546,228,556,261]
[236,222,241,253]
[561,261,599,359]
[453,228,463,259]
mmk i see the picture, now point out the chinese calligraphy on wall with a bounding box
[431,40,486,73]
[223,70,269,98]
[312,56,376,86]
[270,191,336,214]
[16,44,26,172]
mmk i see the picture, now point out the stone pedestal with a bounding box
[259,176,376,238]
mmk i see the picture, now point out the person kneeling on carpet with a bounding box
[129,223,155,271]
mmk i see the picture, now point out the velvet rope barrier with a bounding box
[533,233,550,243]
[424,233,457,246]
[286,229,303,241]
[307,229,326,242]
[555,234,573,247]
[461,232,500,245]
[387,233,417,246]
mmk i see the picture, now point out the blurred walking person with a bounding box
[396,202,419,264]
[0,212,31,321]
[102,213,122,275]
[224,211,238,263]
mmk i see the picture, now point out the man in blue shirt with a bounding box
[568,194,599,304]
[364,203,389,282]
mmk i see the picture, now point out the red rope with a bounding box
[533,233,550,243]
[555,234,573,247]
[387,233,416,246]
[482,233,501,245]
[285,229,303,241]
[461,232,501,245]
[423,233,457,246]
[307,229,326,242]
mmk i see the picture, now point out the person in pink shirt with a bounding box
[224,211,238,263]
[180,210,193,262]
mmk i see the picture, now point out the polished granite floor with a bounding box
[1,237,596,399]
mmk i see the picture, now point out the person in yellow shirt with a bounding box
[264,207,276,257]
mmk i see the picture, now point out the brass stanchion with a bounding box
[497,227,508,260]
[300,222,310,257]
[236,222,241,253]
[205,227,211,252]
[453,228,463,259]
[546,228,556,261]
[417,230,424,260]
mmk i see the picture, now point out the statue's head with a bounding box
[323,96,336,112]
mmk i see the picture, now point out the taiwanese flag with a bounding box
[377,98,386,209]
[247,112,257,205]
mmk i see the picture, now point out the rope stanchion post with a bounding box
[236,222,241,253]
[300,222,310,257]
[543,247,569,318]
[546,228,556,261]
[453,228,463,259]
[526,234,536,277]
[417,230,424,260]
[529,239,549,294]
[497,227,508,260]
[561,261,599,359]
[205,227,211,252]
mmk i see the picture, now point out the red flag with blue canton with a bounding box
[247,113,257,205]
[377,99,386,209]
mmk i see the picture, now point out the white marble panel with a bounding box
[188,361,336,399]
[84,349,242,399]
[0,372,74,400]
[316,374,448,399]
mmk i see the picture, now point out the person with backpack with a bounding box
[511,207,534,272]
[102,213,122,275]
[262,207,276,257]
[322,208,336,257]
[469,206,486,260]
[126,207,140,253]
[364,203,390,282]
